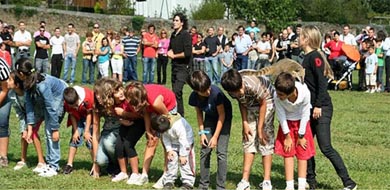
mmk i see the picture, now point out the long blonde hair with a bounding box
[301,25,334,79]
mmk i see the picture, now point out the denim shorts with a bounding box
[69,119,92,149]
[0,96,11,138]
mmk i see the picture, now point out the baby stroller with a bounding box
[328,44,360,90]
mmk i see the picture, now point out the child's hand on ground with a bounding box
[167,151,175,161]
[72,130,80,144]
[179,156,187,165]
[284,133,293,152]
[242,123,252,142]
[208,136,218,148]
[297,137,307,150]
[200,134,208,147]
[52,130,60,142]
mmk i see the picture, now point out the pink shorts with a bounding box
[31,120,43,140]
[275,120,315,160]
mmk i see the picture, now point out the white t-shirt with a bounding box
[50,35,65,55]
[64,33,80,54]
[257,40,271,59]
[14,30,32,50]
[340,33,357,46]
[162,117,194,157]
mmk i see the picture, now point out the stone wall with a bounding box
[0,5,387,39]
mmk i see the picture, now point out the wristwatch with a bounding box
[298,134,305,139]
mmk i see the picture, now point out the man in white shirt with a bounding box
[63,23,80,85]
[234,25,252,70]
[256,33,271,69]
[13,21,32,59]
[340,24,357,46]
[382,35,390,92]
[50,27,65,78]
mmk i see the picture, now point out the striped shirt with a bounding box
[0,58,10,81]
[238,73,275,108]
[122,36,140,56]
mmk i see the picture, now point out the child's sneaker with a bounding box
[259,181,272,190]
[0,156,8,167]
[62,164,73,175]
[38,165,58,177]
[112,172,129,182]
[163,182,174,190]
[153,175,165,189]
[343,183,357,190]
[236,179,250,190]
[181,183,193,190]
[136,173,149,185]
[13,161,26,170]
[33,163,46,173]
[126,173,141,185]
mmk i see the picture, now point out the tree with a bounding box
[171,4,188,19]
[222,0,299,32]
[368,0,390,14]
[108,0,134,15]
[191,0,225,20]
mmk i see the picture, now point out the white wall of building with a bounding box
[133,0,203,19]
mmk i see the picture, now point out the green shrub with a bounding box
[12,4,24,19]
[94,2,104,14]
[132,15,145,32]
[171,4,188,19]
[191,0,225,20]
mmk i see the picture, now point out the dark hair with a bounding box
[296,24,302,28]
[10,71,24,89]
[173,12,188,30]
[101,37,108,46]
[274,72,295,95]
[15,58,45,91]
[343,24,350,29]
[63,87,79,105]
[324,33,332,40]
[187,70,211,92]
[191,26,197,30]
[221,69,242,92]
[54,27,60,31]
[148,24,155,30]
[237,25,245,31]
[86,31,93,37]
[151,114,170,133]
[261,32,267,38]
[333,31,340,36]
[68,23,74,28]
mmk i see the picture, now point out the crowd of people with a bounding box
[4,14,390,190]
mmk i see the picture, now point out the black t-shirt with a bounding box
[169,29,192,65]
[189,85,232,122]
[302,50,331,107]
[277,38,291,59]
[204,35,220,57]
[193,42,206,59]
[0,31,13,54]
[35,35,50,59]
[290,34,301,56]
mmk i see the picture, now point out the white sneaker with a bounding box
[152,174,165,189]
[38,165,58,177]
[137,173,149,185]
[259,181,272,190]
[33,163,46,173]
[370,89,375,93]
[13,161,26,170]
[112,172,129,182]
[236,179,250,190]
[365,89,370,93]
[126,173,141,185]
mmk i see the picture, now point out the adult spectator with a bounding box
[275,29,290,60]
[382,32,390,92]
[92,23,104,51]
[63,23,80,85]
[290,24,303,63]
[13,21,32,59]
[167,12,192,116]
[81,31,96,84]
[34,26,50,73]
[156,29,170,85]
[217,27,228,77]
[0,24,13,56]
[235,25,252,70]
[50,27,65,78]
[287,25,295,40]
[190,26,198,46]
[122,28,140,81]
[142,24,158,84]
[245,18,260,39]
[256,32,271,69]
[33,21,51,39]
[340,24,357,46]
[192,33,206,72]
[247,32,258,70]
[0,58,11,168]
[204,27,221,84]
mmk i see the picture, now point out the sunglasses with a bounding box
[161,32,166,34]
[94,27,99,29]
[40,30,45,32]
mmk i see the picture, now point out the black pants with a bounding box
[307,104,355,187]
[171,62,189,116]
[157,54,168,84]
[115,119,145,159]
[51,54,63,78]
[384,56,390,91]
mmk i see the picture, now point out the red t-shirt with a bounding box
[143,32,159,58]
[192,33,198,45]
[324,40,345,60]
[0,50,11,68]
[64,86,94,126]
[145,84,176,113]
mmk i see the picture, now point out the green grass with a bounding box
[0,48,389,189]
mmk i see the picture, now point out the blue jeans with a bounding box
[248,59,258,70]
[142,57,155,84]
[96,129,119,166]
[82,59,95,84]
[377,66,384,85]
[69,118,92,149]
[0,96,11,138]
[205,56,220,84]
[63,53,77,83]
[35,58,49,74]
[124,55,138,81]
[235,54,248,70]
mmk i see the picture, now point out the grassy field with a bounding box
[0,51,390,189]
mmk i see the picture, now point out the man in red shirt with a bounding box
[142,24,159,84]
